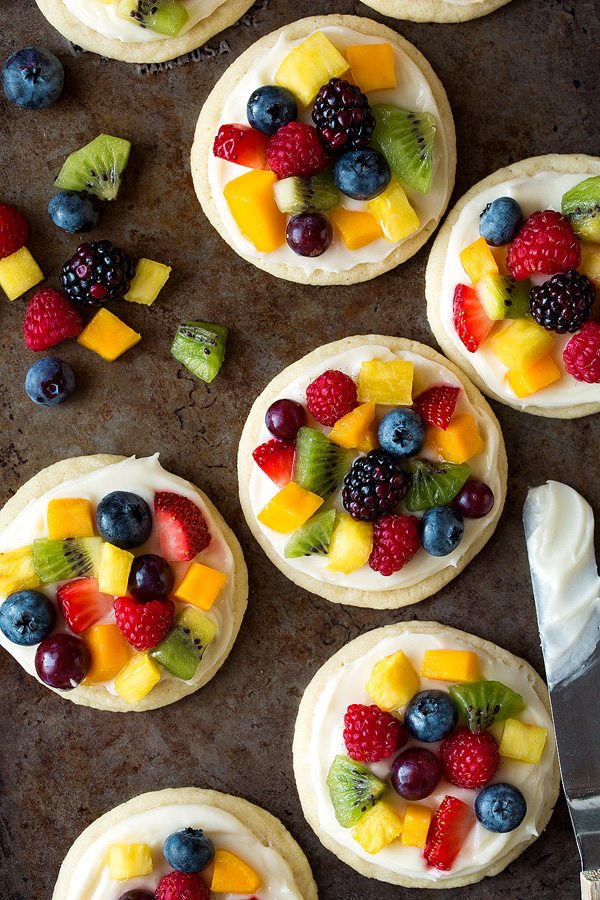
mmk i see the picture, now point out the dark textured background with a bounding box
[1,0,599,897]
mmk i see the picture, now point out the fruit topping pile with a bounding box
[212,32,439,259]
[452,176,600,394]
[0,488,230,703]
[251,357,495,578]
[326,645,548,871]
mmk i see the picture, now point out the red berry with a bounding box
[305,369,357,426]
[0,203,29,260]
[439,726,499,789]
[369,514,421,576]
[266,122,328,180]
[156,871,209,900]
[343,703,407,762]
[23,288,83,351]
[154,492,211,562]
[114,595,175,651]
[412,384,461,430]
[507,209,581,280]
[252,439,295,488]
[213,124,269,170]
[57,578,112,634]
[424,795,475,871]
[563,320,600,383]
[452,283,493,353]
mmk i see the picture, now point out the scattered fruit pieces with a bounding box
[366,649,420,711]
[507,354,561,397]
[490,318,554,370]
[424,795,475,871]
[344,43,396,93]
[0,202,29,259]
[252,439,295,488]
[440,726,499,789]
[57,577,112,634]
[306,369,357,426]
[213,124,269,170]
[369,514,420,576]
[424,412,484,464]
[563,320,600,383]
[173,561,228,611]
[412,384,460,430]
[114,652,161,703]
[421,649,479,682]
[77,308,141,362]
[401,803,431,848]
[211,849,261,894]
[266,121,328,180]
[452,283,493,353]
[352,801,404,854]
[171,320,228,384]
[329,206,382,250]
[327,513,373,573]
[47,498,94,540]
[2,47,64,109]
[326,754,387,827]
[507,209,581,280]
[0,246,43,300]
[357,358,413,405]
[108,843,153,880]
[257,481,324,533]
[498,718,548,764]
[83,624,129,684]
[25,357,76,407]
[23,288,82,351]
[124,257,172,305]
[368,180,419,242]
[275,31,348,106]
[114,595,175,651]
[98,542,134,596]
[48,190,100,234]
[459,236,499,285]
[154,491,211,561]
[223,170,285,251]
[55,134,131,201]
[343,702,407,762]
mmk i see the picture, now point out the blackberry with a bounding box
[60,240,135,306]
[342,450,409,522]
[312,78,375,155]
[529,269,594,334]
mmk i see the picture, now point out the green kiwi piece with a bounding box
[326,755,387,828]
[475,274,531,321]
[54,134,131,202]
[371,104,437,194]
[561,176,600,241]
[150,607,217,680]
[171,321,228,384]
[284,509,337,559]
[449,680,525,733]
[273,171,340,216]
[405,459,470,512]
[293,427,352,499]
[115,0,189,36]
[32,537,103,584]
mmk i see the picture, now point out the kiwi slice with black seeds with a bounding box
[54,134,131,202]
[561,176,600,241]
[32,537,103,584]
[115,0,189,37]
[274,171,340,216]
[284,509,337,558]
[405,459,470,511]
[449,680,525,733]
[372,104,437,194]
[326,755,387,828]
[171,321,228,384]
[150,607,217,680]
[293,427,352,499]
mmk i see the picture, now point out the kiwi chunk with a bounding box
[561,176,600,241]
[115,0,189,36]
[284,509,336,559]
[475,274,531,321]
[274,171,340,216]
[293,427,352,499]
[405,459,470,512]
[54,134,131,202]
[371,104,437,194]
[150,607,217,680]
[326,755,387,828]
[32,537,103,584]
[171,321,228,384]
[449,680,525,733]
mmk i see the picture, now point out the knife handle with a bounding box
[581,871,600,899]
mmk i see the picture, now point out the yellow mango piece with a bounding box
[173,561,228,611]
[330,206,382,250]
[424,412,484,464]
[108,843,153,880]
[499,718,548,764]
[0,545,40,596]
[357,423,379,453]
[257,482,323,534]
[491,245,511,276]
[124,257,171,305]
[368,181,420,243]
[508,354,561,398]
[344,43,396,92]
[83,624,130,684]
[275,31,348,106]
[460,236,499,285]
[47,498,94,541]
[358,359,414,405]
[366,649,420,711]
[580,244,600,285]
[327,514,373,573]
[490,318,555,370]
[78,308,141,362]
[329,401,376,449]
[421,649,479,682]
[211,849,261,894]
[114,653,161,704]
[352,801,403,854]
[0,246,43,300]
[224,170,286,253]
[97,542,134,596]
[401,804,431,848]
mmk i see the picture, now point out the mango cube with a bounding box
[368,181,420,243]
[0,545,40,596]
[499,718,548,764]
[330,206,382,250]
[78,308,141,362]
[211,849,261,893]
[83,624,130,684]
[173,561,228,611]
[580,244,600,285]
[257,482,323,534]
[358,359,414,405]
[327,514,373,574]
[425,412,484,464]
[124,257,171,305]
[421,649,479,682]
[224,170,286,253]
[366,649,420,711]
[401,804,431,848]
[275,31,348,106]
[47,498,94,541]
[0,247,43,301]
[345,43,396,93]
[357,423,379,453]
[508,354,561,398]
[97,542,134,596]
[108,843,153,880]
[490,319,554,370]
[352,801,403,854]
[329,401,376,449]
[460,237,499,285]
[114,653,161,704]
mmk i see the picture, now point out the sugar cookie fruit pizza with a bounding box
[238,336,506,609]
[192,15,456,285]
[359,0,511,25]
[0,454,247,711]
[294,622,559,888]
[53,787,318,899]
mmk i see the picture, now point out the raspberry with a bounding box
[369,514,421,575]
[156,872,209,900]
[412,385,461,430]
[60,240,135,306]
[266,122,328,180]
[439,726,499,789]
[506,210,581,280]
[312,78,375,154]
[23,288,82,351]
[530,269,594,333]
[564,321,600,383]
[342,450,409,522]
[0,203,29,259]
[306,369,357,426]
[343,703,407,762]
[114,595,174,651]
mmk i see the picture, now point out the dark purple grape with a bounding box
[34,633,89,690]
[451,479,494,518]
[128,554,174,602]
[118,892,155,900]
[265,399,306,442]
[286,213,332,257]
[391,747,442,800]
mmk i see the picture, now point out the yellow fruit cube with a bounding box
[0,246,43,301]
[491,245,511,276]
[345,43,396,93]
[114,653,161,704]
[257,482,323,534]
[78,308,141,362]
[366,649,420,711]
[329,401,376,449]
[357,423,379,453]
[211,849,261,893]
[275,31,348,106]
[124,257,171,305]
[424,412,484,464]
[508,354,561,398]
[224,170,286,253]
[97,542,134,596]
[499,718,548,764]
[580,244,600,285]
[352,801,403,854]
[327,514,373,574]
[47,498,94,541]
[108,843,153,880]
[83,624,130,684]
[358,359,414,405]
[401,804,431,848]
[0,545,40,596]
[460,236,499,285]
[490,319,555,370]
[421,649,479,682]
[368,181,420,243]
[330,207,382,250]
[173,561,228,611]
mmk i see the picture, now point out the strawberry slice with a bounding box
[57,577,112,634]
[252,440,295,488]
[154,492,211,561]
[413,385,461,430]
[424,795,475,871]
[452,284,493,353]
[213,125,269,170]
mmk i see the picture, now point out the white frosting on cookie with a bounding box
[62,0,228,42]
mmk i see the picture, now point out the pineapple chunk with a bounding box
[499,718,548,764]
[257,482,323,534]
[421,649,479,682]
[275,32,349,106]
[490,319,554,370]
[424,412,484,464]
[327,514,373,573]
[330,207,382,250]
[366,649,420,711]
[508,354,561,398]
[108,843,153,880]
[460,236,499,285]
[0,546,40,596]
[368,181,420,243]
[358,359,414,405]
[47,498,94,541]
[78,308,141,362]
[97,542,134,596]
[211,849,261,893]
[580,244,600,285]
[357,423,379,453]
[0,247,43,301]
[124,257,171,305]
[345,43,396,93]
[173,561,228,611]
[83,624,130,684]
[352,801,403,854]
[401,804,431,848]
[223,170,286,253]
[114,653,161,704]
[329,401,376,449]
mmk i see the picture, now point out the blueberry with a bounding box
[2,47,64,109]
[25,357,76,406]
[0,590,56,645]
[421,506,464,556]
[479,197,523,246]
[48,191,100,234]
[404,690,458,742]
[475,783,527,833]
[333,148,391,201]
[163,828,215,874]
[247,85,297,136]
[378,408,425,459]
[96,491,152,550]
